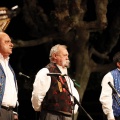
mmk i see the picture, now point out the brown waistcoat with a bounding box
[41,63,73,114]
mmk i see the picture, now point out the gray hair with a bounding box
[113,52,120,63]
[49,44,67,62]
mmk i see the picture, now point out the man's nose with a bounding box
[66,56,69,59]
[10,43,14,47]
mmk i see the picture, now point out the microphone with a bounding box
[19,72,30,79]
[47,73,67,76]
[108,82,120,97]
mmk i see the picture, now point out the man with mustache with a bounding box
[31,44,80,120]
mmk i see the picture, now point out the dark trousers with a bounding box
[0,108,14,120]
[115,116,120,120]
[39,110,72,120]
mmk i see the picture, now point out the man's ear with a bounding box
[52,53,57,59]
[117,62,120,68]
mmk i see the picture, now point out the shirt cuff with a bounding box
[107,113,115,120]
[13,111,18,115]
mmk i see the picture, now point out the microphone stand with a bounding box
[58,76,93,120]
[112,94,120,106]
[108,82,120,106]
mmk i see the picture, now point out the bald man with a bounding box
[0,32,18,120]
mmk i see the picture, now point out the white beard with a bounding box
[62,60,70,68]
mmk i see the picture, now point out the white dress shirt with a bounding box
[31,65,80,114]
[0,54,17,107]
[99,71,115,120]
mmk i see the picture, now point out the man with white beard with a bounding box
[31,44,80,120]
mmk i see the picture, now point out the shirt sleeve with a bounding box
[31,68,51,111]
[99,72,115,120]
[73,87,80,114]
[65,76,80,114]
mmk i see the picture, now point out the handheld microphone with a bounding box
[47,73,67,76]
[19,72,30,79]
[108,82,120,97]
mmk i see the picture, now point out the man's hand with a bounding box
[13,113,18,120]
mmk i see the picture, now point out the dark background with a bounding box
[0,0,120,120]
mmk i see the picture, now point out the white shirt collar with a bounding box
[57,64,68,75]
[117,68,120,71]
[0,53,9,63]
